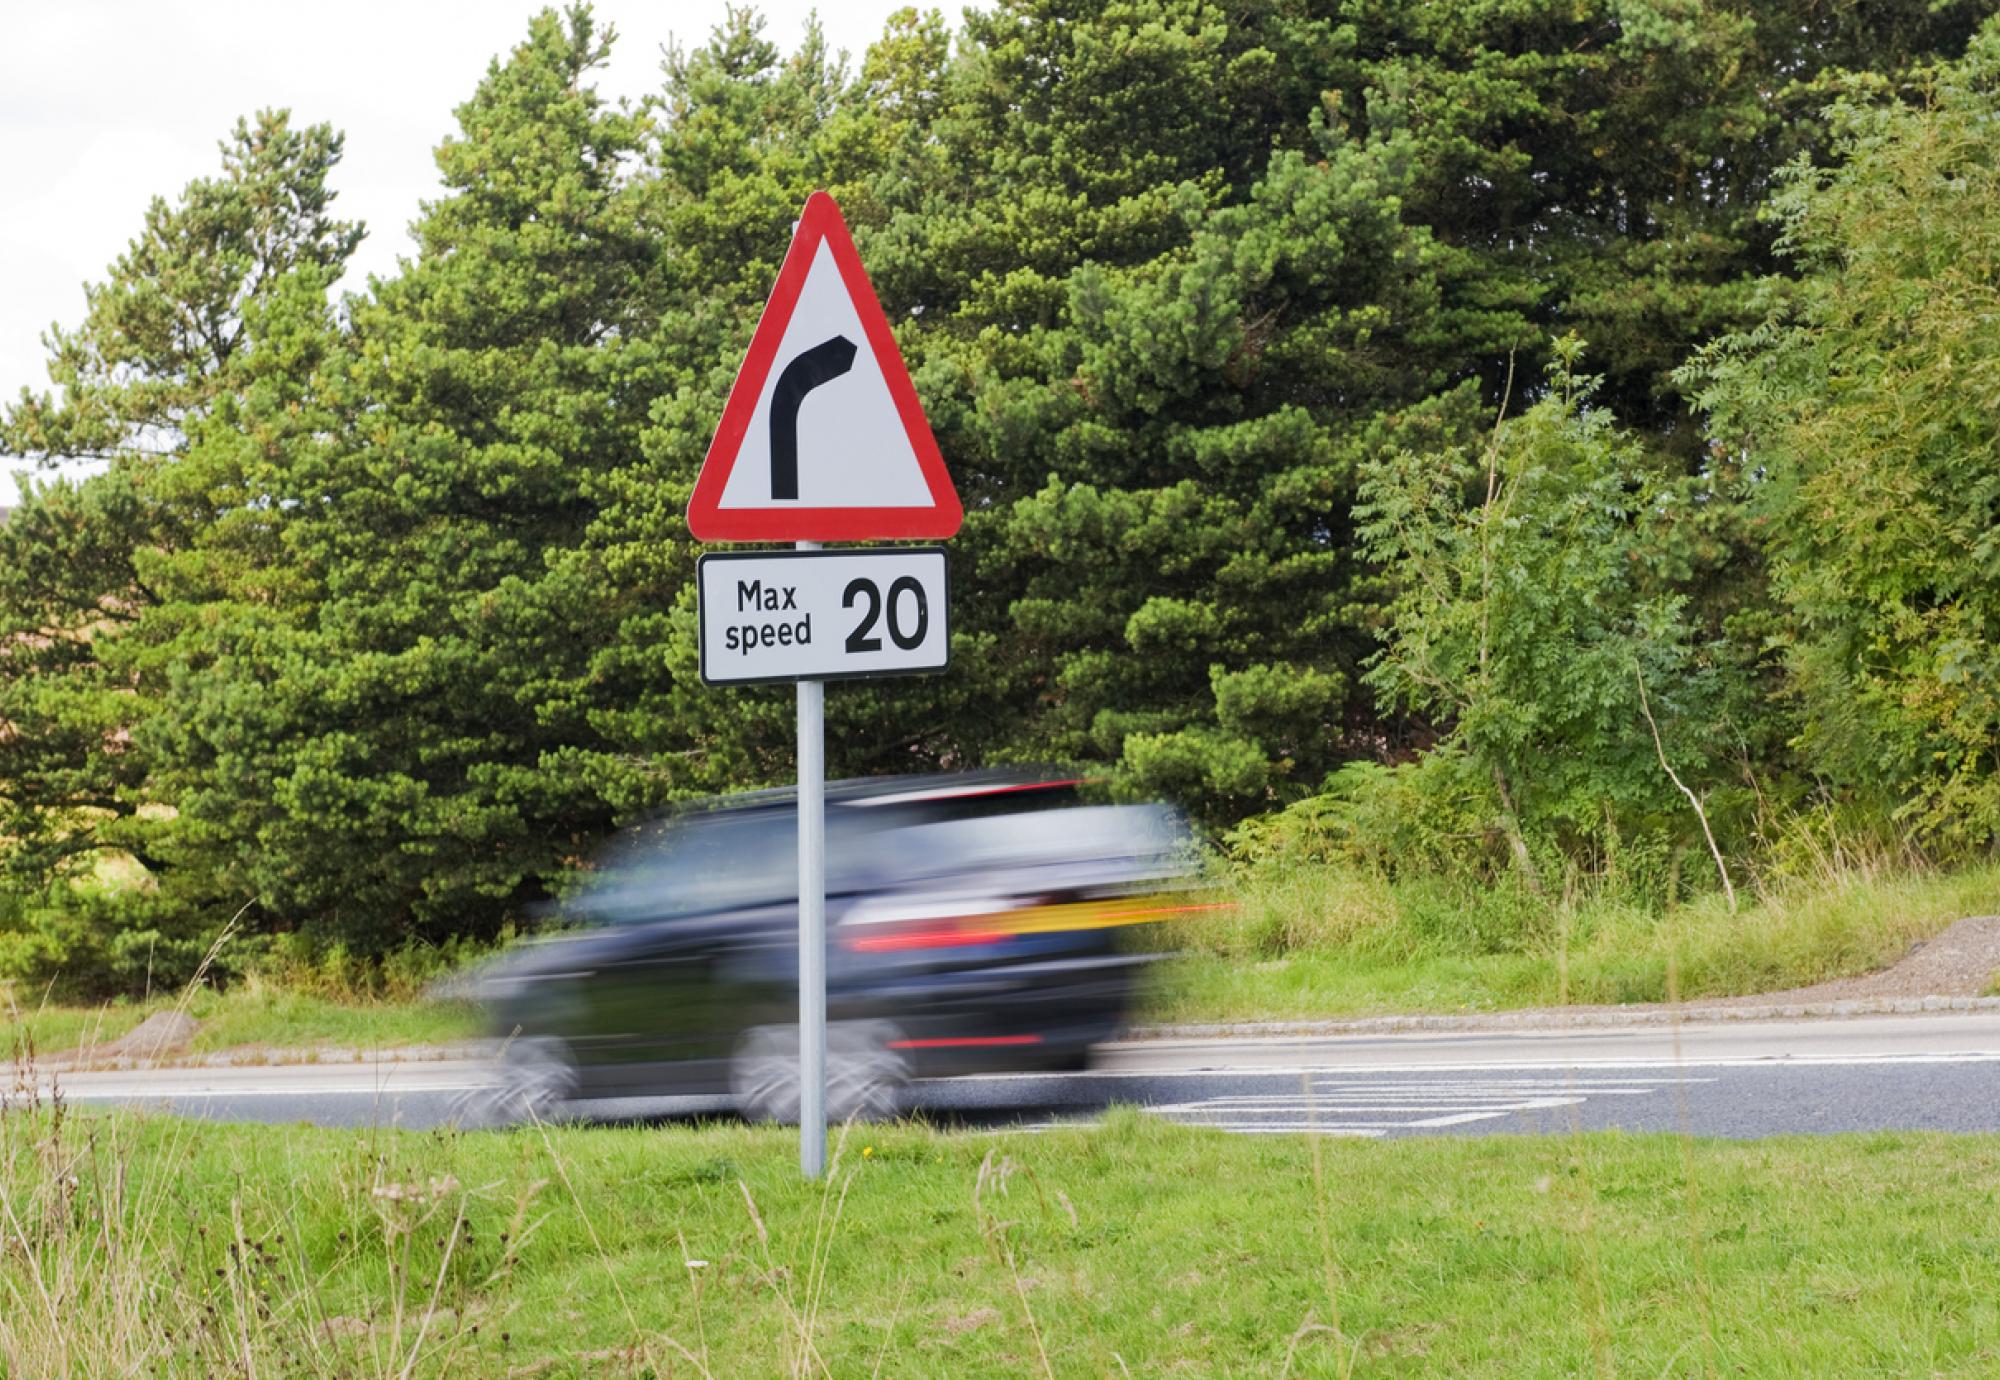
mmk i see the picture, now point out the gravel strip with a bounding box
[1123,995,2000,1042]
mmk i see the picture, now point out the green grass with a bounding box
[2,981,480,1060]
[1152,860,2000,1024]
[5,1106,2000,1375]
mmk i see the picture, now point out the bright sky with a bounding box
[0,0,915,489]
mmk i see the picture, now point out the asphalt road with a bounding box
[22,1011,2000,1139]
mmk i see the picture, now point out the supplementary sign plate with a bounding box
[697,548,949,685]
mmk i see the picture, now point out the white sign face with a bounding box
[718,241,934,511]
[697,548,950,685]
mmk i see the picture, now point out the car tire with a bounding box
[453,1035,578,1129]
[732,1020,907,1126]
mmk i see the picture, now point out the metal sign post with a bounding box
[689,191,962,1180]
[795,539,827,1178]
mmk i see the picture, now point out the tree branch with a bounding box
[1490,762,1541,893]
[1634,659,1736,914]
[1477,348,1519,689]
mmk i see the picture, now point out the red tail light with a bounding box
[848,925,1009,952]
[888,1034,1044,1050]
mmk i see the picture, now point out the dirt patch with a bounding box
[40,1010,200,1066]
[943,1307,1001,1335]
[1368,1322,1445,1358]
[510,1346,641,1377]
[1698,915,2000,1006]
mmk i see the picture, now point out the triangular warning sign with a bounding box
[688,192,963,542]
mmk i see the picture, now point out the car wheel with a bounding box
[827,1020,908,1123]
[732,1020,907,1125]
[454,1035,578,1129]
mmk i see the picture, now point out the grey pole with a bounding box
[795,538,828,1178]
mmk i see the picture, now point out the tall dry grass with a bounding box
[0,1080,490,1375]
[1165,808,2000,1012]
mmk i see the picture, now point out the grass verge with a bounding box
[2,1105,1999,1376]
[2,981,480,1060]
[1151,861,2000,1024]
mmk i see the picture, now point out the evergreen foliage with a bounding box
[1,2,1995,992]
[0,112,362,985]
[157,10,674,952]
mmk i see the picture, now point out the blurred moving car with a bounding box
[466,771,1198,1123]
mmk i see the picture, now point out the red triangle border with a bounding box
[687,192,964,543]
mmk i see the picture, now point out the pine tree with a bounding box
[0,113,359,987]
[158,8,670,948]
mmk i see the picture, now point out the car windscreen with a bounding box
[567,807,881,924]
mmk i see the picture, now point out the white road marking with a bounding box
[1170,1124,1388,1137]
[1012,1121,1390,1137]
[958,1052,2000,1082]
[1149,1100,1583,1115]
[1127,1073,1707,1137]
[41,1079,482,1100]
[1407,1112,1518,1128]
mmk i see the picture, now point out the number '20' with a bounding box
[843,576,929,653]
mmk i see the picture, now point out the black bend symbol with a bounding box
[770,335,856,501]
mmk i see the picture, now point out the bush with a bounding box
[248,929,511,1003]
[0,874,511,1004]
[1227,754,1509,881]
[0,883,221,1001]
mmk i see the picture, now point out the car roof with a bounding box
[669,768,1086,816]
